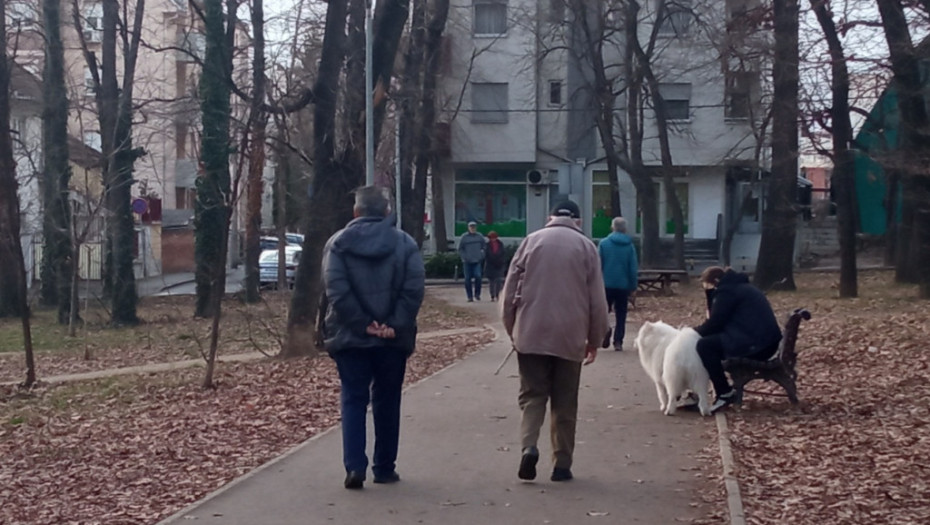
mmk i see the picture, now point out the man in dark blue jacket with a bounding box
[321,186,425,490]
[695,267,781,413]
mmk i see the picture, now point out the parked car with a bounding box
[259,236,280,251]
[259,246,302,288]
[285,233,304,246]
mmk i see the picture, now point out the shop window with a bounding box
[455,171,526,236]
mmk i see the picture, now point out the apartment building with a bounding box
[10,0,260,277]
[437,0,772,269]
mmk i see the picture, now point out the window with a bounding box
[591,171,613,239]
[84,131,102,152]
[665,182,689,235]
[726,0,762,32]
[549,80,562,106]
[657,83,691,120]
[657,0,692,36]
[455,169,527,237]
[9,1,38,27]
[471,82,508,123]
[84,67,97,97]
[726,71,754,119]
[474,0,507,35]
[83,2,103,42]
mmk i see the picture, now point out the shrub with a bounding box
[424,252,460,278]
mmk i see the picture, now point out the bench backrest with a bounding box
[774,308,812,369]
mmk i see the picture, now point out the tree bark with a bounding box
[195,0,233,318]
[40,0,74,323]
[0,0,36,385]
[284,0,411,357]
[754,0,798,291]
[811,0,857,297]
[244,0,268,303]
[876,0,929,289]
[411,0,450,247]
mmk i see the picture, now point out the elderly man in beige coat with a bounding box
[500,200,611,483]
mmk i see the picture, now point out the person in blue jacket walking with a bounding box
[597,217,639,351]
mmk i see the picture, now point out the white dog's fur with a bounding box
[634,321,712,417]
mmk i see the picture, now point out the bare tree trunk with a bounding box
[811,0,857,297]
[0,0,36,385]
[883,168,899,266]
[634,39,685,270]
[410,0,451,247]
[244,0,268,303]
[754,0,798,291]
[877,0,928,289]
[285,0,411,356]
[276,152,288,290]
[195,0,234,318]
[40,0,74,323]
[431,167,449,251]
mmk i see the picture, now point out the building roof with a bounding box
[67,136,104,169]
[10,63,41,103]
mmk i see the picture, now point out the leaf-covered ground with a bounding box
[0,293,485,383]
[0,330,494,525]
[651,270,929,525]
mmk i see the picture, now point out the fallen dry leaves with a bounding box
[644,270,930,525]
[0,291,492,525]
[0,293,483,383]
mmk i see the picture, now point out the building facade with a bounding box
[437,0,772,270]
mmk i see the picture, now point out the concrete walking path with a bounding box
[158,286,716,525]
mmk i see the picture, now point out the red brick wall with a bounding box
[161,228,195,273]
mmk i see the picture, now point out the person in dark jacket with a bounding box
[598,217,639,350]
[694,266,782,413]
[484,231,507,301]
[321,186,426,490]
[457,221,486,301]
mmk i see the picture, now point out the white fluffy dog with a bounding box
[634,321,712,417]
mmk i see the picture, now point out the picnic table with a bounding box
[637,269,688,295]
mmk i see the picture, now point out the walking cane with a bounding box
[494,346,516,375]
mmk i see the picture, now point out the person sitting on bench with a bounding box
[695,266,782,413]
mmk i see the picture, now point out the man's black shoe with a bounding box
[344,470,365,489]
[518,446,539,480]
[551,467,573,482]
[373,471,400,484]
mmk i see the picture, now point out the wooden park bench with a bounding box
[722,308,812,405]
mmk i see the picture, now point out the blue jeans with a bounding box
[463,262,483,300]
[333,346,408,478]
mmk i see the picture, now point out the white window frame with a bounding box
[657,83,691,121]
[84,131,102,152]
[725,71,753,120]
[84,67,98,97]
[657,0,692,37]
[474,0,507,36]
[548,80,562,107]
[471,82,509,124]
[9,1,39,27]
[83,2,103,43]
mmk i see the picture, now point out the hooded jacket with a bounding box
[322,215,425,355]
[500,216,611,362]
[598,232,639,291]
[694,270,782,358]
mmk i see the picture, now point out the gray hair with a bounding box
[354,186,391,217]
[611,217,628,233]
